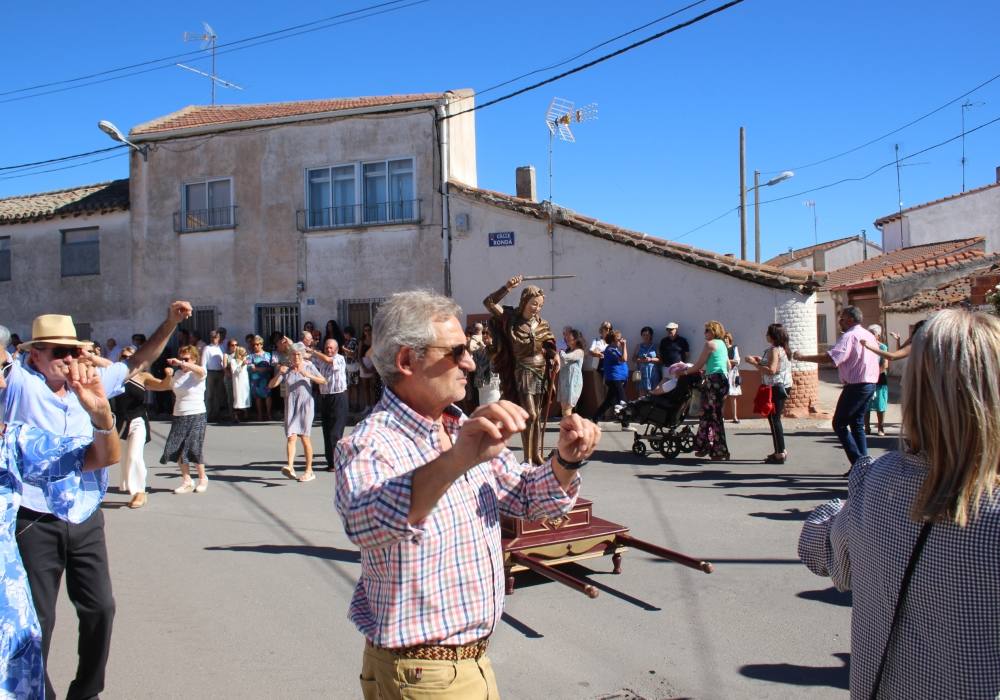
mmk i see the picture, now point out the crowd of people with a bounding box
[3,286,998,698]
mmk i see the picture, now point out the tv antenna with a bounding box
[803,200,818,245]
[961,99,985,192]
[544,97,597,202]
[177,22,243,104]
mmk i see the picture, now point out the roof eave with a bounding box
[130,98,449,142]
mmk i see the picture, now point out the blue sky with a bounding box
[3,0,999,261]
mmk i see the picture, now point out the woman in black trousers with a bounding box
[747,323,793,463]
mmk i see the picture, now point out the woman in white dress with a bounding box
[724,332,742,423]
[228,344,251,421]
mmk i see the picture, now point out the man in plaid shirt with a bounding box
[336,290,601,699]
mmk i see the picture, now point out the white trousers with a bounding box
[118,417,147,495]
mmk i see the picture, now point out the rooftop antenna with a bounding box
[544,97,597,202]
[178,22,243,104]
[961,99,985,192]
[803,200,817,245]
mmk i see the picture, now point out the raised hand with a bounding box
[64,359,113,427]
[166,358,184,368]
[167,301,194,325]
[506,274,524,289]
[556,414,601,464]
[452,400,527,468]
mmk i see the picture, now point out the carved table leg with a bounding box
[505,568,515,595]
[612,552,623,575]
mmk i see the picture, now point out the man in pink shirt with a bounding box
[794,306,879,471]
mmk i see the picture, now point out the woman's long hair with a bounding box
[904,309,1000,526]
[766,323,790,358]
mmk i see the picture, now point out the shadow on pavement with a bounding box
[739,652,850,690]
[500,612,544,639]
[507,562,662,611]
[747,507,813,521]
[204,543,360,563]
[797,586,852,607]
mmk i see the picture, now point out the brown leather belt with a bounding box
[367,637,490,661]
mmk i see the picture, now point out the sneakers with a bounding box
[173,481,195,494]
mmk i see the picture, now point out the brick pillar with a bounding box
[776,294,819,418]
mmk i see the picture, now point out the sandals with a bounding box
[298,473,316,483]
[764,452,787,464]
[281,466,298,480]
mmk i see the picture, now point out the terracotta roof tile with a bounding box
[0,179,129,225]
[449,181,818,293]
[882,259,1000,312]
[131,93,451,136]
[874,180,1000,226]
[820,237,987,290]
[763,235,880,267]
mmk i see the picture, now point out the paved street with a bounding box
[45,372,896,699]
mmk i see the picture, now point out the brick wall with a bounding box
[969,272,1000,305]
[777,294,820,417]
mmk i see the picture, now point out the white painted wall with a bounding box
[0,209,133,344]
[449,194,813,361]
[778,238,882,272]
[879,185,1000,253]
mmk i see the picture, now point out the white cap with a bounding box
[665,322,679,330]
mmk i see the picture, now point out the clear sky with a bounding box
[3,0,999,262]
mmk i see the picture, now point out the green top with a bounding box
[705,339,729,376]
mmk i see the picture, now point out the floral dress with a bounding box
[247,351,273,400]
[1,425,105,699]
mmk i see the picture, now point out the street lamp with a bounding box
[97,120,148,161]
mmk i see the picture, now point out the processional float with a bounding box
[483,273,714,598]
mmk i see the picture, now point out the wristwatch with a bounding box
[548,449,586,470]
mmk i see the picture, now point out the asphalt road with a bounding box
[45,374,896,699]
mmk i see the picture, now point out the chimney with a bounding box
[515,166,537,202]
[812,249,827,271]
[996,165,1000,184]
[861,229,868,260]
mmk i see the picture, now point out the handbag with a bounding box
[630,369,642,383]
[753,384,774,416]
[869,522,933,700]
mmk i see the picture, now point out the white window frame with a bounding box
[302,155,417,230]
[181,176,235,232]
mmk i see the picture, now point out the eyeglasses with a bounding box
[178,356,192,362]
[36,345,83,359]
[425,344,471,363]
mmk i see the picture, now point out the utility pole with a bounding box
[753,170,761,263]
[739,127,747,260]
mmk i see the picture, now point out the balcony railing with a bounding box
[174,206,238,233]
[296,199,421,231]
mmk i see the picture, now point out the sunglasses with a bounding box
[37,345,83,359]
[425,344,470,363]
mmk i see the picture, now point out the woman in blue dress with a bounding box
[557,328,585,415]
[1,360,119,699]
[246,335,274,421]
[635,326,661,397]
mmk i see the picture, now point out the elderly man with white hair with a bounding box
[335,290,601,699]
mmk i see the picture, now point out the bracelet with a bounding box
[548,449,586,470]
[92,414,117,435]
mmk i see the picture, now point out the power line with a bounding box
[476,0,711,96]
[676,112,1000,240]
[761,69,1000,174]
[0,0,429,105]
[0,152,128,181]
[444,0,745,120]
[0,145,127,173]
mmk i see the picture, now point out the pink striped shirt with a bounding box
[334,388,580,648]
[827,323,880,384]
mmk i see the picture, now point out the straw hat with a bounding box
[19,314,89,350]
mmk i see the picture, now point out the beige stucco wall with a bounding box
[880,185,1000,253]
[0,209,133,343]
[128,107,454,341]
[449,193,816,417]
[445,90,477,188]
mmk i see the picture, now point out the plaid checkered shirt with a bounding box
[799,451,1000,699]
[335,388,580,648]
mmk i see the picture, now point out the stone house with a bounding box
[0,179,131,343]
[815,236,997,352]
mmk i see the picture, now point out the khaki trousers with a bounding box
[360,643,500,699]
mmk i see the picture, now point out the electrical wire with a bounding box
[675,112,1000,240]
[0,0,421,99]
[0,145,127,173]
[761,69,1000,174]
[0,152,127,181]
[0,0,430,106]
[443,0,745,120]
[476,0,711,96]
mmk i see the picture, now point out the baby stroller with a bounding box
[614,374,699,460]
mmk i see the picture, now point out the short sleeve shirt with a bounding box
[658,336,690,366]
